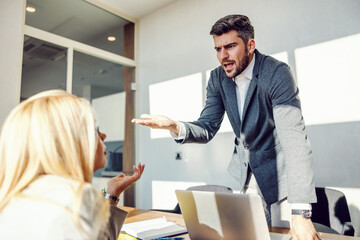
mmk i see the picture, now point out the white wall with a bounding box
[136,0,360,235]
[0,1,25,126]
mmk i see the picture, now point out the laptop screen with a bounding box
[175,190,289,240]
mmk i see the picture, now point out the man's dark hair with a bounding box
[210,15,254,44]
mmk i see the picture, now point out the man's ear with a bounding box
[247,39,256,54]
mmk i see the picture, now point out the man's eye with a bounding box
[215,48,221,52]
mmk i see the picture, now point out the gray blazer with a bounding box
[177,49,316,205]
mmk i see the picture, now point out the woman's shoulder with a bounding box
[25,175,97,206]
[0,175,101,239]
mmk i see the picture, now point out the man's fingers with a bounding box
[140,114,152,119]
[132,119,158,128]
[131,118,148,124]
[132,114,153,124]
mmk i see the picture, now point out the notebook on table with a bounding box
[175,190,292,240]
[120,217,187,240]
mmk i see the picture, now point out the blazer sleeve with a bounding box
[179,69,226,144]
[98,206,128,240]
[270,64,317,203]
[80,184,128,240]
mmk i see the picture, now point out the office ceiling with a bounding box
[98,0,177,19]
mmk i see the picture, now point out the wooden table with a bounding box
[119,206,360,240]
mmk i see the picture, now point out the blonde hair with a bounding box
[0,89,109,235]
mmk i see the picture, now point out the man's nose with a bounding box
[219,49,229,61]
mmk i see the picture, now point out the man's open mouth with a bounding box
[223,62,234,70]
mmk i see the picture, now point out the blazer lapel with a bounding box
[242,50,262,123]
[242,77,257,121]
[222,75,241,134]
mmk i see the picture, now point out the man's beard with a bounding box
[224,50,250,78]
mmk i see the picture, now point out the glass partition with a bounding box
[72,51,124,100]
[23,0,136,205]
[73,51,130,176]
[25,0,134,58]
[21,36,67,101]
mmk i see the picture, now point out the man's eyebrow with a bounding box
[214,42,238,49]
[224,42,238,47]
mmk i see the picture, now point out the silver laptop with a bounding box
[175,190,292,240]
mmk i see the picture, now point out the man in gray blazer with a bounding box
[133,15,319,240]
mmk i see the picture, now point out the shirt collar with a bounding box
[234,53,256,82]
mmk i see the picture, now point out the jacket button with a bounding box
[244,162,247,167]
[244,144,249,150]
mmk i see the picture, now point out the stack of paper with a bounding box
[120,217,187,240]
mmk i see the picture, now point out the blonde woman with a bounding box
[0,90,145,240]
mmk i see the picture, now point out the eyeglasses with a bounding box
[95,126,100,139]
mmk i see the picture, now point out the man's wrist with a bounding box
[292,209,312,219]
[171,121,180,135]
[170,121,186,140]
[291,203,312,218]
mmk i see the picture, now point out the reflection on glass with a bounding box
[72,51,123,100]
[25,0,134,58]
[73,51,126,142]
[21,36,67,101]
[73,51,130,176]
[92,92,126,142]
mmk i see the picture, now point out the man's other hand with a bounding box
[291,215,321,240]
